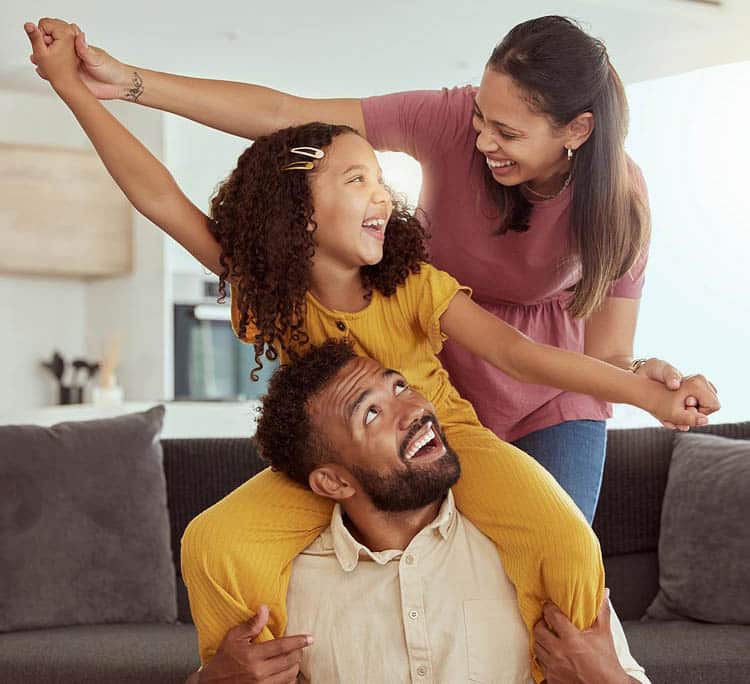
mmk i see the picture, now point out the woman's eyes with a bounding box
[473,111,519,141]
[365,407,379,425]
[394,381,408,395]
[348,175,365,183]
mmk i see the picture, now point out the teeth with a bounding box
[486,159,516,169]
[405,427,436,460]
[362,218,386,228]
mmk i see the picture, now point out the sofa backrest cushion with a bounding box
[594,421,750,619]
[646,431,750,624]
[0,406,176,632]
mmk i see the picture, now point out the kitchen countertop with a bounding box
[0,400,262,439]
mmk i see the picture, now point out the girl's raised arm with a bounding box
[440,292,720,428]
[26,20,224,277]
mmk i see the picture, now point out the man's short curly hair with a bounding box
[256,339,358,487]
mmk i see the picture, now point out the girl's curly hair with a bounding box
[209,122,429,379]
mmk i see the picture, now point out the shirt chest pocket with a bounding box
[463,598,531,684]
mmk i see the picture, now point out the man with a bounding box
[185,340,648,683]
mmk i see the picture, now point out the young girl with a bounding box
[28,22,716,682]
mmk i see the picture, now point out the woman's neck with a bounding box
[309,259,369,312]
[522,158,571,198]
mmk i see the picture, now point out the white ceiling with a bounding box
[2,0,748,96]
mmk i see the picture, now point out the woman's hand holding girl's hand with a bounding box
[634,358,719,430]
[646,374,720,431]
[28,18,131,100]
[24,19,81,93]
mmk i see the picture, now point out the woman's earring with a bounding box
[567,147,574,161]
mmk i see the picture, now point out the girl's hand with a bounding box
[647,375,720,430]
[634,358,719,430]
[28,19,128,99]
[24,19,80,91]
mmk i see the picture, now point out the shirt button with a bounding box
[336,320,346,332]
[409,609,419,620]
[404,554,415,565]
[416,665,427,677]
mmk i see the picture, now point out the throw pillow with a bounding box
[0,406,177,631]
[646,431,750,623]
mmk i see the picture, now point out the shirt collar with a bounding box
[327,490,457,572]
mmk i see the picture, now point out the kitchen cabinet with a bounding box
[0,142,132,278]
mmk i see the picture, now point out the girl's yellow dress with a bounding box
[182,264,605,683]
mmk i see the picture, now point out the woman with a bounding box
[30,15,717,522]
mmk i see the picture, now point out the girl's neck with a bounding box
[309,260,369,313]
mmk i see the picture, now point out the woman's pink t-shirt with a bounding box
[362,85,648,442]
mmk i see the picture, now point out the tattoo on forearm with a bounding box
[125,71,144,103]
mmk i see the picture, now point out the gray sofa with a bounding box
[1,422,747,683]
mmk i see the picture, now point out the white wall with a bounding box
[85,101,170,403]
[0,89,169,415]
[616,61,750,426]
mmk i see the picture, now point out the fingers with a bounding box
[24,22,47,54]
[235,604,270,641]
[683,374,721,413]
[264,662,302,684]
[254,634,313,659]
[532,636,552,668]
[38,17,68,40]
[541,601,578,639]
[594,588,611,629]
[663,363,683,390]
[74,32,88,59]
[532,618,557,653]
[674,406,708,429]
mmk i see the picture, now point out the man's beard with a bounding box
[348,421,461,512]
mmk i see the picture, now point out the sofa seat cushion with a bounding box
[623,619,749,684]
[0,623,199,684]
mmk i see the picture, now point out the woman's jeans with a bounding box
[512,420,607,524]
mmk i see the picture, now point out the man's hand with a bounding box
[199,605,312,683]
[533,591,633,684]
[29,18,130,99]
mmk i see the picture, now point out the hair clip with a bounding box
[280,146,325,172]
[290,147,324,159]
[280,160,315,172]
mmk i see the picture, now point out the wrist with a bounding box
[627,371,660,414]
[628,357,649,375]
[51,76,87,99]
[117,66,145,102]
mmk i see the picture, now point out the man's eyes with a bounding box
[362,381,410,426]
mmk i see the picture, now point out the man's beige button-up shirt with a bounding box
[286,491,649,683]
